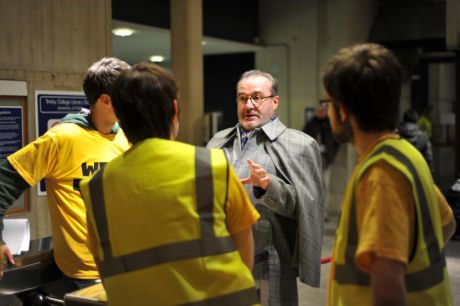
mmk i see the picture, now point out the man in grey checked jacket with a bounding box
[207,70,324,305]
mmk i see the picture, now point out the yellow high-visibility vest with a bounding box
[329,138,453,306]
[81,140,258,306]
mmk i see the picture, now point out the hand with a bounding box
[0,244,15,278]
[240,159,271,190]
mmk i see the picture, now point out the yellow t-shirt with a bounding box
[8,122,129,279]
[355,160,453,272]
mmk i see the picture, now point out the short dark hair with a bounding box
[82,57,131,105]
[323,43,402,132]
[238,70,279,96]
[111,62,179,144]
[403,109,418,123]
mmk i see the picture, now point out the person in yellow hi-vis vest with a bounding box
[79,62,261,306]
[321,43,456,306]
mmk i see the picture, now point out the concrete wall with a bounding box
[257,0,377,130]
[257,0,319,129]
[0,0,112,239]
[257,0,378,215]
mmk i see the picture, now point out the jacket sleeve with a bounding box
[262,131,324,286]
[254,132,324,221]
[296,136,324,286]
[0,159,31,244]
[253,176,297,218]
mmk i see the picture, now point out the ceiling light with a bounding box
[112,28,135,37]
[202,40,207,46]
[149,55,165,63]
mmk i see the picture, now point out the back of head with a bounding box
[83,57,131,106]
[111,62,179,144]
[403,109,418,123]
[322,43,402,132]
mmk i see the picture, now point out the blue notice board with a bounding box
[0,106,24,160]
[35,91,89,196]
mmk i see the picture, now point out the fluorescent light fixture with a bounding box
[149,55,165,63]
[112,28,135,37]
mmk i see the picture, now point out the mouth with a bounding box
[244,112,259,120]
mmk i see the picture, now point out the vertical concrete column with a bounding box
[323,0,378,214]
[342,0,378,45]
[170,0,204,145]
[340,0,378,178]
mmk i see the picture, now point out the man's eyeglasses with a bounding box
[319,98,334,108]
[237,94,274,106]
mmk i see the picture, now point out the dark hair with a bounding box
[238,70,279,96]
[403,109,418,123]
[322,43,402,132]
[82,57,131,105]
[111,62,179,144]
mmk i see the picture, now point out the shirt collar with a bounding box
[238,115,286,140]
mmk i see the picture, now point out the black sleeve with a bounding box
[0,159,31,244]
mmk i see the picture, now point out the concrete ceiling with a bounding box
[111,20,263,66]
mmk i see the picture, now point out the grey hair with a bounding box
[238,70,279,96]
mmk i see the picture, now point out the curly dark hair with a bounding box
[323,43,402,132]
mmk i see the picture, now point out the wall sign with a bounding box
[0,106,23,159]
[0,97,28,214]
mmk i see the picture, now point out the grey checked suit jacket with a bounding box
[207,118,324,287]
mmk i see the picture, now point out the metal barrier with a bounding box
[0,237,64,305]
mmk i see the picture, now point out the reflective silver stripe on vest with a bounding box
[178,287,259,306]
[195,146,216,237]
[334,144,446,291]
[88,147,236,278]
[89,170,113,263]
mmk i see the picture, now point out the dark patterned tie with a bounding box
[240,130,249,149]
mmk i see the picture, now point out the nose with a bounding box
[245,98,257,108]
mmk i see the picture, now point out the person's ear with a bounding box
[173,99,180,119]
[339,103,348,123]
[171,99,180,140]
[270,95,279,111]
[99,93,111,106]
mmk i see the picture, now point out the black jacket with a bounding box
[398,121,433,170]
[303,117,340,170]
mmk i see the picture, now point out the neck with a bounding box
[353,129,391,157]
[90,112,115,134]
